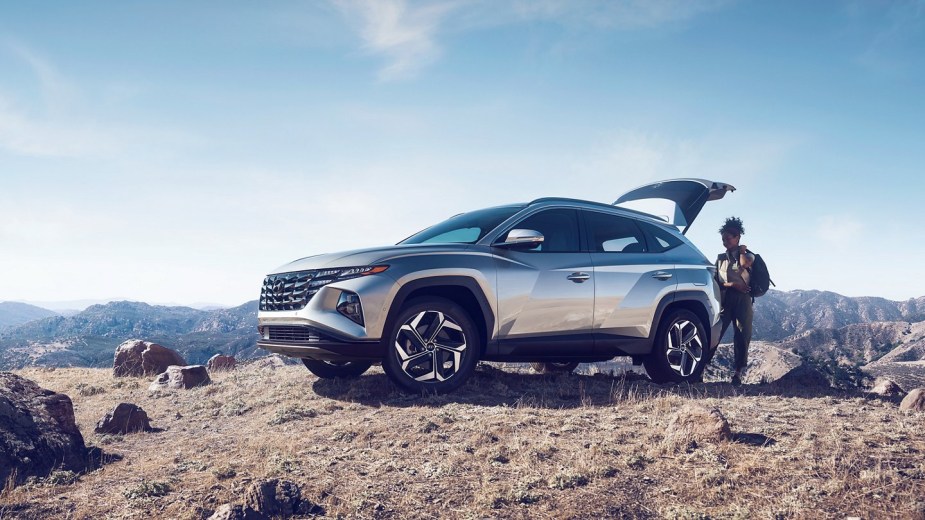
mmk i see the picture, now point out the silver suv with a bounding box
[257,179,734,393]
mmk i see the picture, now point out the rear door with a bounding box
[582,210,678,355]
[613,179,735,234]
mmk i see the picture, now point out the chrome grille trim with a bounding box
[259,269,343,311]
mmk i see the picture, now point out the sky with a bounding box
[1,0,924,308]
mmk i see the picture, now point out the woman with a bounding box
[716,216,754,386]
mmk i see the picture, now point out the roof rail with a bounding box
[527,197,668,222]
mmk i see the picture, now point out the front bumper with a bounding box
[257,338,384,362]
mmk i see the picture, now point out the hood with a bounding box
[268,243,473,274]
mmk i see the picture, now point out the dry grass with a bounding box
[2,363,924,519]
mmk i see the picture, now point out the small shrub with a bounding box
[75,383,106,396]
[212,467,237,480]
[268,405,317,425]
[45,470,79,486]
[123,480,171,499]
[547,472,590,490]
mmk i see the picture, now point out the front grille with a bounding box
[260,269,343,311]
[265,326,329,343]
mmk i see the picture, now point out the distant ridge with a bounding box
[0,302,59,330]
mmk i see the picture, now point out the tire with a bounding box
[643,309,707,384]
[531,361,580,374]
[382,297,480,394]
[302,359,372,379]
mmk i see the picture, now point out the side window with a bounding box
[639,221,683,253]
[507,209,580,252]
[584,211,647,253]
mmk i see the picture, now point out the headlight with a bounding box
[304,265,389,296]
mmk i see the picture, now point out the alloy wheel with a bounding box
[665,319,703,377]
[394,310,467,382]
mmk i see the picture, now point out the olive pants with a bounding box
[720,289,753,371]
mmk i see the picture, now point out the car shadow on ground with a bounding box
[310,363,895,409]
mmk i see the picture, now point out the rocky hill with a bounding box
[751,290,925,341]
[0,301,59,330]
[0,301,258,370]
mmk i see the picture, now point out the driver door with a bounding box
[493,208,595,357]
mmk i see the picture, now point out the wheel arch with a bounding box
[383,276,493,355]
[651,291,714,347]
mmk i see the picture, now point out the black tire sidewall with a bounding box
[382,297,480,394]
[644,309,706,383]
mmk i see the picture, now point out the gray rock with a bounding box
[207,354,237,372]
[94,403,153,434]
[662,404,732,450]
[772,363,831,389]
[869,377,906,397]
[149,365,211,391]
[244,479,323,516]
[900,388,925,412]
[0,372,89,487]
[113,339,186,377]
[207,504,265,520]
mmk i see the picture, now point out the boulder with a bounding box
[207,354,237,372]
[772,363,831,389]
[0,372,89,487]
[244,479,324,517]
[94,403,153,434]
[149,365,211,391]
[900,388,925,412]
[663,404,732,450]
[113,340,186,377]
[869,378,906,397]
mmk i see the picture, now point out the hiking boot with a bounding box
[731,373,742,386]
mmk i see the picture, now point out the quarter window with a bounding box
[638,221,683,253]
[584,211,647,253]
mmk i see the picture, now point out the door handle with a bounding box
[567,272,591,283]
[652,271,673,281]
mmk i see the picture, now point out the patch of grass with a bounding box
[74,383,106,396]
[548,471,590,490]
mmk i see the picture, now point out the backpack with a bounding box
[746,249,775,297]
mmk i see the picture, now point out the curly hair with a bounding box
[719,216,745,236]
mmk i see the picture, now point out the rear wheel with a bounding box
[382,297,480,394]
[531,361,580,374]
[643,309,707,383]
[302,359,372,379]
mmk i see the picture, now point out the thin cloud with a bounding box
[332,0,733,80]
[816,215,864,248]
[333,0,461,81]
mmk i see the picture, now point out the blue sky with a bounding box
[1,0,923,307]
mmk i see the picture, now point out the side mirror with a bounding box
[496,229,544,249]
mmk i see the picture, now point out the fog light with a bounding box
[336,291,364,325]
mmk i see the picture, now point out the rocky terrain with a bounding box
[1,363,923,519]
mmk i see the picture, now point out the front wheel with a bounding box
[302,359,372,379]
[643,309,707,384]
[382,297,480,394]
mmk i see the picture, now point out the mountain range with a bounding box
[2,290,924,388]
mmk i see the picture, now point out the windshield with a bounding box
[399,205,525,245]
